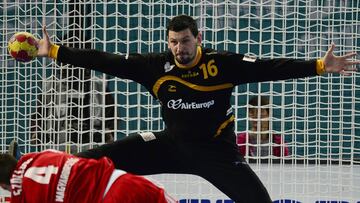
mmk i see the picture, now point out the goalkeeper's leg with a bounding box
[74,131,185,175]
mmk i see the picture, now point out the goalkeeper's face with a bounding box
[168,28,201,65]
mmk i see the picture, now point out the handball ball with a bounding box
[8,32,39,62]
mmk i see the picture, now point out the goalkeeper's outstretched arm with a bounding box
[37,25,359,76]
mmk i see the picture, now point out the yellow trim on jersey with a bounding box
[214,115,235,137]
[152,75,233,98]
[316,59,325,75]
[175,46,202,69]
[49,44,60,60]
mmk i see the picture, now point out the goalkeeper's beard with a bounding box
[176,53,195,65]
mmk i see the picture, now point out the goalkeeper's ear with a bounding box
[196,32,202,46]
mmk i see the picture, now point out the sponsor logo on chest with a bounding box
[167,99,214,110]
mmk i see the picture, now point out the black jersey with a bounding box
[57,45,317,140]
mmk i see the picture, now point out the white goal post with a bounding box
[1,1,360,202]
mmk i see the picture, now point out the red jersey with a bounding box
[103,173,177,203]
[10,150,114,203]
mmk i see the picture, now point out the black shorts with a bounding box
[76,130,272,203]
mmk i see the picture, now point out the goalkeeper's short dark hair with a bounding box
[167,15,199,37]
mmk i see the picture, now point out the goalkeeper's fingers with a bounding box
[37,25,52,57]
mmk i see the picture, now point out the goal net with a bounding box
[1,0,360,202]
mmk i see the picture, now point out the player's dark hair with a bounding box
[0,154,17,185]
[167,15,199,37]
[249,96,270,113]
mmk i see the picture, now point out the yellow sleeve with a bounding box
[48,44,60,60]
[316,59,325,75]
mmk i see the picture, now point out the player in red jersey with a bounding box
[0,149,176,203]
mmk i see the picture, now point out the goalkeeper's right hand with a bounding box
[37,25,52,58]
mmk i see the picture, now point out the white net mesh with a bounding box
[1,0,360,202]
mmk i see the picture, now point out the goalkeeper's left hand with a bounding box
[323,43,359,75]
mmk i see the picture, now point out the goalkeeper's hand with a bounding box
[37,25,52,57]
[323,43,359,76]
